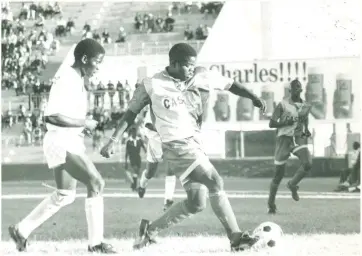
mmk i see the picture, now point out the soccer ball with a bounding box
[251,222,283,250]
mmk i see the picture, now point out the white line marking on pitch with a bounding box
[1,193,359,200]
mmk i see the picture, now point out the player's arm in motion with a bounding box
[9,39,116,253]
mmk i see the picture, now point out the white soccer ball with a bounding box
[251,222,283,250]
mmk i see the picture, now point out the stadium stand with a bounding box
[1,1,221,148]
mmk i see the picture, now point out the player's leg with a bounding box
[131,161,141,191]
[9,166,77,252]
[64,152,116,253]
[267,136,291,214]
[134,181,208,249]
[288,142,312,201]
[139,138,163,198]
[163,168,176,211]
[134,153,257,251]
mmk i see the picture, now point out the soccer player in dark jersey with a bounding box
[125,127,146,191]
[267,79,312,214]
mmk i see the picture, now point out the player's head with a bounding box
[167,43,197,81]
[289,79,302,98]
[353,141,360,150]
[73,38,105,78]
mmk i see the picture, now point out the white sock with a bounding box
[140,169,149,188]
[85,196,104,247]
[17,190,73,238]
[164,175,176,204]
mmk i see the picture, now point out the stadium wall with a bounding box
[1,157,345,181]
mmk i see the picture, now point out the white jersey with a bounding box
[43,66,88,168]
[45,66,88,137]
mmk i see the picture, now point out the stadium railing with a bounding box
[101,40,205,55]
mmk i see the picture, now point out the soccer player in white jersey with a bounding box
[8,39,116,254]
[267,79,312,214]
[100,43,266,252]
[138,108,177,211]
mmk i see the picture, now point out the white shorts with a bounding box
[43,131,86,169]
[146,134,163,163]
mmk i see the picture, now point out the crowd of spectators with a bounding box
[133,2,222,35]
[1,2,64,96]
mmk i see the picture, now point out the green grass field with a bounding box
[1,178,360,256]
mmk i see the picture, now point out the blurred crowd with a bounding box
[133,2,222,35]
[1,2,65,96]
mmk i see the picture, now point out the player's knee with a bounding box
[52,189,76,206]
[88,176,105,194]
[302,161,312,172]
[208,173,224,193]
[272,165,285,184]
[185,196,207,214]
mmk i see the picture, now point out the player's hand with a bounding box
[253,98,267,114]
[85,119,98,131]
[303,129,312,138]
[100,141,114,158]
[82,128,92,137]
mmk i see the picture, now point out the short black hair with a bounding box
[169,43,197,63]
[290,79,301,88]
[73,38,105,62]
[353,141,360,150]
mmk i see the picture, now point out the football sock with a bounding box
[289,165,308,186]
[85,196,104,247]
[164,175,176,203]
[148,200,193,237]
[17,189,75,238]
[268,182,279,205]
[209,191,241,239]
[133,174,138,188]
[139,169,149,188]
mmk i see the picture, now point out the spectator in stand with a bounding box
[195,24,208,40]
[107,80,116,107]
[83,22,91,36]
[66,17,75,35]
[147,14,155,33]
[19,3,30,20]
[23,117,33,145]
[164,12,175,32]
[184,1,193,14]
[102,29,112,44]
[134,13,143,32]
[92,30,101,42]
[29,2,37,20]
[96,80,106,107]
[155,15,163,32]
[55,16,66,37]
[34,14,44,28]
[53,2,62,17]
[17,105,27,123]
[115,27,127,43]
[184,25,194,40]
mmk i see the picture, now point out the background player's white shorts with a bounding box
[146,134,163,163]
[43,131,86,169]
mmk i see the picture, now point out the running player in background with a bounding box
[138,109,177,211]
[125,127,146,191]
[267,79,312,214]
[8,39,116,254]
[100,43,266,252]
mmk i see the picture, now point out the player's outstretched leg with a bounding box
[64,152,116,254]
[267,164,286,214]
[134,181,208,250]
[9,166,77,252]
[139,162,159,198]
[163,174,176,211]
[133,158,258,252]
[287,147,312,201]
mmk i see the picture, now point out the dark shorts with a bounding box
[274,135,310,165]
[162,136,213,186]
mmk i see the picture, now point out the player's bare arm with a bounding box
[100,83,150,158]
[269,103,294,128]
[229,81,266,111]
[45,114,86,127]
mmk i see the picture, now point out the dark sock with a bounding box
[209,191,240,239]
[290,165,307,186]
[268,182,279,205]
